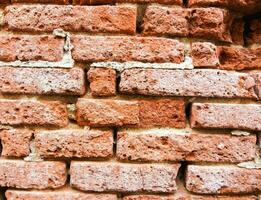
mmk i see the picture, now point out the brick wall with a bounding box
[0,0,260,199]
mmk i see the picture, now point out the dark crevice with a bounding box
[136,4,148,34]
[183,0,188,7]
[113,128,118,157]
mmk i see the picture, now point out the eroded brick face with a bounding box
[0,0,260,199]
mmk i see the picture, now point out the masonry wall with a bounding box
[0,0,260,199]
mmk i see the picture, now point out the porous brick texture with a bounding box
[0,0,260,199]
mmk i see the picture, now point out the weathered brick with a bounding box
[117,129,256,163]
[6,189,117,200]
[0,129,33,157]
[247,19,261,44]
[142,6,189,37]
[0,36,64,62]
[138,99,186,128]
[4,5,136,34]
[0,160,66,189]
[0,0,9,3]
[34,129,113,158]
[88,68,116,97]
[190,103,261,131]
[0,100,68,127]
[73,0,182,5]
[186,165,261,194]
[230,19,244,45]
[70,161,180,193]
[123,195,173,200]
[191,42,219,67]
[219,47,261,70]
[0,67,85,95]
[119,69,257,99]
[188,0,261,14]
[72,36,185,63]
[189,8,234,42]
[76,99,139,127]
[11,0,68,3]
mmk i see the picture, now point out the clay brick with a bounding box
[119,69,257,99]
[191,42,219,67]
[34,129,113,158]
[0,129,33,157]
[76,99,139,127]
[219,47,261,70]
[186,165,261,194]
[188,0,261,14]
[0,100,68,127]
[117,129,256,163]
[191,103,261,131]
[0,160,66,189]
[0,67,85,95]
[70,161,180,193]
[4,5,136,34]
[247,19,261,44]
[142,6,190,37]
[138,99,186,128]
[189,8,234,42]
[0,0,9,3]
[123,194,257,200]
[11,0,68,3]
[73,0,182,5]
[230,19,244,45]
[72,36,185,63]
[6,189,117,200]
[0,36,64,62]
[88,68,116,97]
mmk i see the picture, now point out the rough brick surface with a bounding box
[0,160,66,189]
[4,5,136,34]
[0,100,68,127]
[6,189,117,200]
[117,129,256,163]
[190,103,261,131]
[142,6,189,37]
[71,162,180,193]
[72,36,185,63]
[11,0,68,3]
[0,67,85,95]
[0,36,64,62]
[120,69,257,99]
[88,68,116,97]
[231,19,244,45]
[34,129,113,158]
[247,19,261,44]
[191,42,219,67]
[186,165,261,194]
[76,98,139,127]
[219,47,261,70]
[0,129,33,157]
[73,0,182,5]
[138,99,186,128]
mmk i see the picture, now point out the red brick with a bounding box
[72,36,185,63]
[73,0,182,5]
[251,72,261,99]
[6,189,117,200]
[34,129,113,158]
[117,129,256,163]
[88,68,116,97]
[119,69,257,99]
[123,195,173,200]
[0,36,64,62]
[247,19,261,44]
[138,99,186,128]
[230,19,244,45]
[189,8,234,42]
[4,5,136,34]
[0,160,66,189]
[76,98,139,127]
[188,0,261,14]
[142,6,189,37]
[11,0,68,3]
[191,42,219,67]
[0,100,68,127]
[0,0,9,3]
[186,165,261,194]
[219,47,261,70]
[70,161,180,193]
[0,67,85,95]
[190,103,261,131]
[0,129,33,157]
